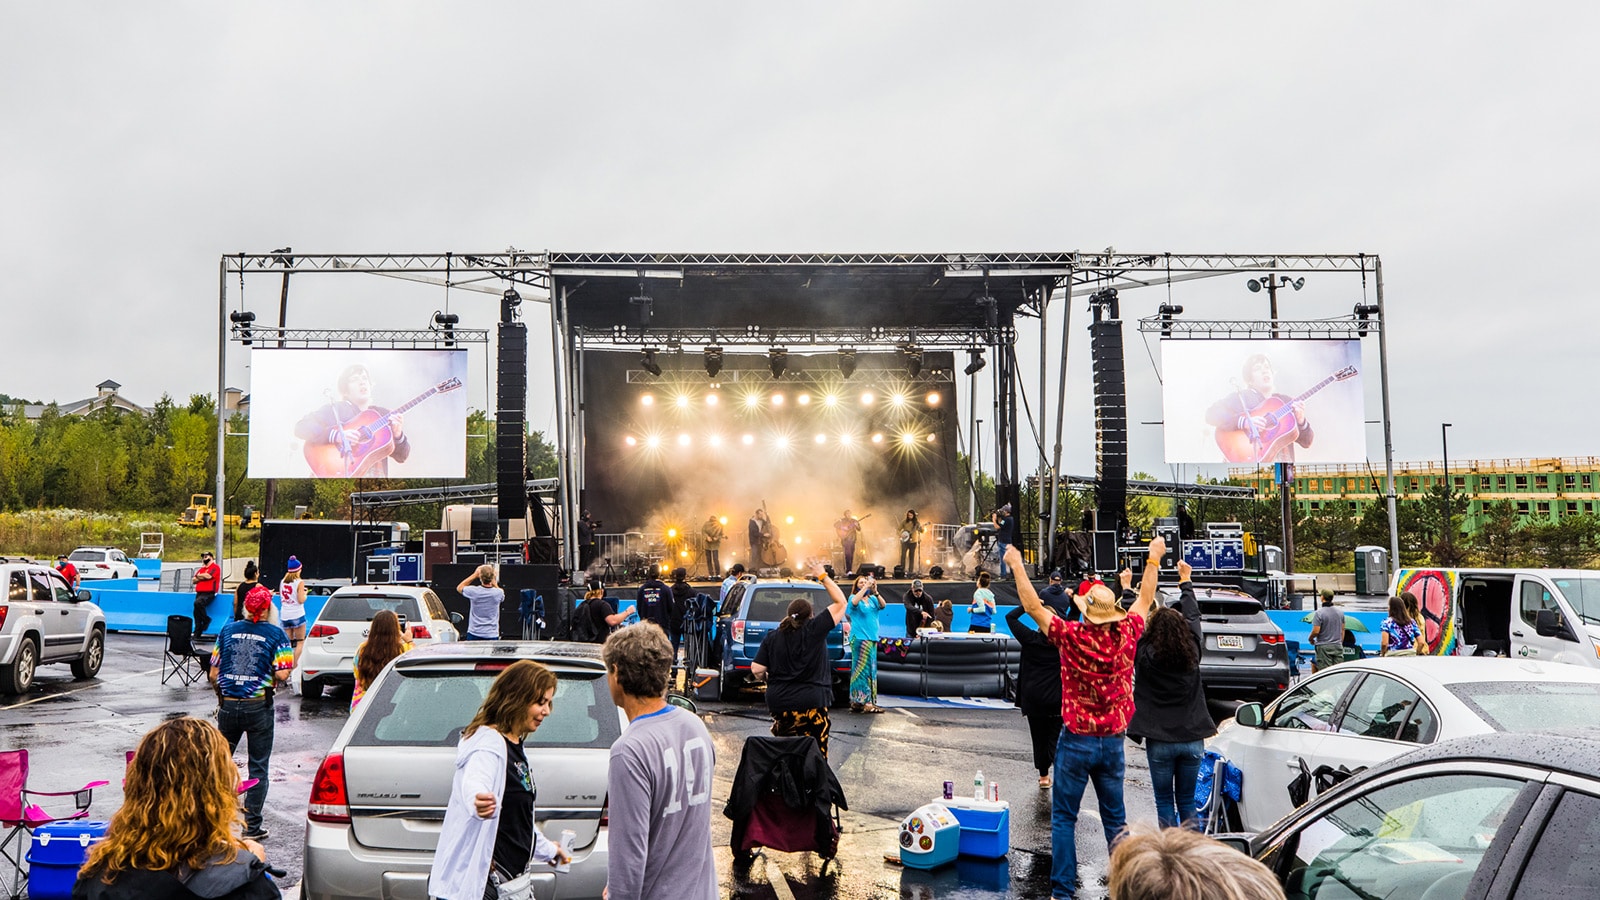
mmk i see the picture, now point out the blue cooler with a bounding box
[939,797,1011,859]
[27,820,109,900]
[898,803,960,869]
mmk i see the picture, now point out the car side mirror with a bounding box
[1212,834,1254,855]
[449,612,465,627]
[1535,608,1571,640]
[1235,702,1266,728]
[74,589,92,603]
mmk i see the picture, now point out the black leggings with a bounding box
[1027,712,1064,776]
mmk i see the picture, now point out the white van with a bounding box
[1389,567,1600,669]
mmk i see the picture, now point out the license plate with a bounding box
[1216,634,1245,650]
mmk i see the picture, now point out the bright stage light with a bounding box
[743,393,761,409]
[890,393,908,407]
[838,432,853,445]
[675,394,690,408]
[640,394,655,407]
[900,433,917,446]
[706,393,719,406]
[680,550,689,558]
[773,435,790,449]
[677,433,691,447]
[624,435,637,446]
[797,393,811,406]
[719,516,729,525]
[785,516,794,525]
[926,392,941,406]
[667,528,679,539]
[741,433,755,445]
[646,435,662,449]
[707,434,723,447]
[871,433,884,444]
[772,393,785,406]
[814,433,827,444]
[861,391,875,405]
[794,536,803,545]
[926,433,936,442]
[822,393,840,408]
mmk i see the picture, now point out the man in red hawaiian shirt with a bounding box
[1007,536,1164,900]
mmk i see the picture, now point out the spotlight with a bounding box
[640,394,655,407]
[861,391,875,406]
[822,393,840,408]
[890,393,908,407]
[230,310,258,345]
[926,392,941,406]
[707,434,723,447]
[900,433,916,446]
[706,393,719,406]
[677,433,691,447]
[433,311,459,347]
[640,349,663,377]
[675,394,690,408]
[680,550,690,559]
[741,433,755,445]
[814,433,827,444]
[629,278,653,325]
[667,528,679,539]
[838,432,853,445]
[785,516,794,525]
[903,345,923,377]
[772,393,785,406]
[624,435,637,446]
[926,433,936,442]
[1354,303,1380,336]
[1157,302,1184,338]
[797,393,811,406]
[768,347,788,378]
[501,288,522,323]
[871,433,884,443]
[719,516,728,525]
[964,350,987,376]
[773,435,790,449]
[646,435,661,449]
[703,346,723,377]
[744,393,761,409]
[838,348,858,378]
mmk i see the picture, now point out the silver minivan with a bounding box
[301,642,621,900]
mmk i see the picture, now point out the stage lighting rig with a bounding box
[1245,275,1302,337]
[838,348,858,379]
[1354,303,1380,336]
[1157,303,1183,337]
[903,344,924,378]
[500,289,522,323]
[229,310,257,345]
[629,277,653,326]
[1089,287,1120,322]
[703,346,723,377]
[964,349,987,376]
[768,347,788,378]
[433,311,460,346]
[640,348,663,377]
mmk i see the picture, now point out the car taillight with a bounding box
[0,607,8,629]
[96,563,109,569]
[1260,634,1284,644]
[308,752,350,823]
[308,624,340,638]
[599,794,608,827]
[732,620,746,643]
[475,662,511,672]
[410,625,432,639]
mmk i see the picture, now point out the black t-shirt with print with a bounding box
[492,736,535,877]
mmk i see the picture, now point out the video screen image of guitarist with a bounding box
[1204,354,1358,464]
[294,365,464,477]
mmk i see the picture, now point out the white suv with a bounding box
[294,585,461,699]
[67,547,138,580]
[0,562,107,694]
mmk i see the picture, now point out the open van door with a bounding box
[1511,573,1585,664]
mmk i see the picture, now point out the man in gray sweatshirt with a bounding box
[602,624,718,900]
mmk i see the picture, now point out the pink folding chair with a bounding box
[0,749,109,899]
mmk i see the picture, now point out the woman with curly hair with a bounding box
[1127,560,1215,829]
[428,660,571,900]
[74,717,279,899]
[351,609,413,708]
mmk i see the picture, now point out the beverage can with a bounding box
[989,781,1000,802]
[556,829,575,874]
[942,780,954,800]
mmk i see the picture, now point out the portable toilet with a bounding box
[898,803,961,869]
[1355,546,1389,595]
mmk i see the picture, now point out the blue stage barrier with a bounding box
[87,584,330,634]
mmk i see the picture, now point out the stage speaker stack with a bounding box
[1089,320,1128,532]
[497,322,528,520]
[1153,517,1181,569]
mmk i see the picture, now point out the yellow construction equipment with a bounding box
[179,494,258,528]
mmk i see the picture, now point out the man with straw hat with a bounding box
[1006,537,1164,900]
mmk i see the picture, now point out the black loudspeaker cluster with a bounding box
[1089,320,1128,530]
[497,322,528,519]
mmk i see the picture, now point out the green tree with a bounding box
[1468,500,1525,566]
[1302,502,1357,569]
[167,409,214,502]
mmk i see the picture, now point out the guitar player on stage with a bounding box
[294,364,412,476]
[1204,353,1315,463]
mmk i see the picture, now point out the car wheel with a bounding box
[71,629,105,680]
[1,637,38,695]
[300,676,323,700]
[719,661,743,701]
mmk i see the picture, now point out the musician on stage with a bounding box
[294,364,411,476]
[748,511,763,569]
[701,514,725,578]
[834,510,862,575]
[1204,354,1315,463]
[897,509,923,577]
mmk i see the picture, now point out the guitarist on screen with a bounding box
[294,364,412,476]
[1205,353,1315,463]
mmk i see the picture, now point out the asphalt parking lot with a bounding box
[0,634,1239,899]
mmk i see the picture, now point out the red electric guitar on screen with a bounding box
[1214,366,1357,464]
[303,377,462,477]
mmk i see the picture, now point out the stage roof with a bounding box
[548,252,1071,331]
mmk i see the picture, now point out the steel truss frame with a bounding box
[227,327,489,348]
[1057,474,1254,501]
[1135,316,1380,339]
[574,324,1013,351]
[349,479,559,509]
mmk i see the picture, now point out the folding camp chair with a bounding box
[0,750,109,899]
[162,614,211,687]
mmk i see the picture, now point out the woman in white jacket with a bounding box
[428,660,571,900]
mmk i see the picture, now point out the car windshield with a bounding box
[350,667,621,749]
[1448,680,1600,732]
[320,594,424,622]
[745,588,827,622]
[68,550,102,562]
[1552,577,1600,626]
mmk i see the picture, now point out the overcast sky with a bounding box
[4,3,1596,483]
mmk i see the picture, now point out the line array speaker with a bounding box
[497,323,528,519]
[1089,320,1127,529]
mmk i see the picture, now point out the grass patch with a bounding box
[0,509,260,562]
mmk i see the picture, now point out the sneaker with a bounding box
[242,827,270,841]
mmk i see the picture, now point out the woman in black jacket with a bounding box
[1127,560,1216,829]
[1005,590,1069,788]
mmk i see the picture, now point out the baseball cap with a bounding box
[911,579,924,589]
[1049,569,1063,580]
[245,585,273,619]
[1320,588,1336,601]
[201,551,213,559]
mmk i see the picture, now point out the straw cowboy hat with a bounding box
[1074,582,1127,626]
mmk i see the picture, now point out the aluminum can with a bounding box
[989,781,1000,802]
[942,780,954,800]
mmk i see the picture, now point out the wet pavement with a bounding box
[1,634,1240,899]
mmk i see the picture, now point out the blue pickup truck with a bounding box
[714,578,848,703]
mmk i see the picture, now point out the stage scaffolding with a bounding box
[217,250,1394,574]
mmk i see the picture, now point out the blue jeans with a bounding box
[1145,739,1205,829]
[996,541,1010,577]
[1051,730,1127,898]
[217,697,274,832]
[464,632,497,641]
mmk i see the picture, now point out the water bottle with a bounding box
[973,768,985,801]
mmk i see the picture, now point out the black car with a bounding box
[1160,584,1291,700]
[1219,728,1600,897]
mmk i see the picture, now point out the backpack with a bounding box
[570,597,603,643]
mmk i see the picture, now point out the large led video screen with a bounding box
[1162,339,1365,465]
[246,349,469,478]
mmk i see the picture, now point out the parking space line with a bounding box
[0,666,165,712]
[764,856,797,900]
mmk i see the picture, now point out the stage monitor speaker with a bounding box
[1153,521,1181,569]
[1092,531,1118,573]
